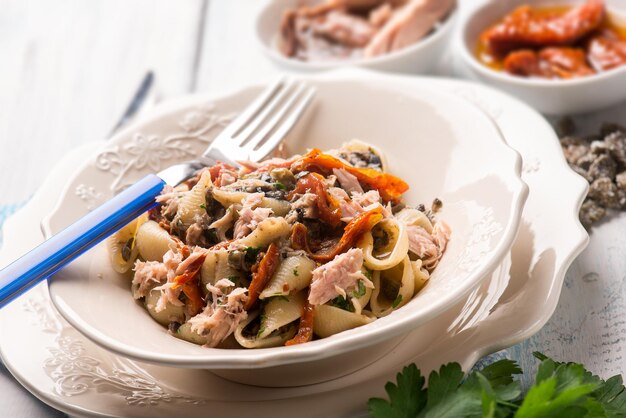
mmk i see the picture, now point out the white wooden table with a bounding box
[0,1,624,416]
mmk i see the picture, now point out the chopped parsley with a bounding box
[352,280,367,298]
[392,294,403,308]
[330,295,354,312]
[274,182,287,190]
[363,268,373,280]
[199,203,207,210]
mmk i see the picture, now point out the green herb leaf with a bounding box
[368,364,427,418]
[368,353,626,418]
[352,280,367,298]
[392,294,403,308]
[330,296,354,312]
[274,182,286,190]
[199,203,207,210]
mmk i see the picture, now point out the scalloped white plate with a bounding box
[0,76,587,418]
[44,70,528,380]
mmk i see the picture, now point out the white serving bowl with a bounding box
[255,0,458,74]
[47,69,527,386]
[458,0,626,115]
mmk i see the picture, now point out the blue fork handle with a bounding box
[0,174,166,309]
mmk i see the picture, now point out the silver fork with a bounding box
[159,78,315,185]
[0,77,316,309]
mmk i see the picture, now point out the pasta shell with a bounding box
[313,304,375,338]
[212,188,291,216]
[174,325,242,348]
[135,220,176,262]
[395,208,434,233]
[370,256,415,317]
[259,255,316,299]
[200,249,240,289]
[341,139,388,172]
[175,170,212,227]
[237,217,291,248]
[359,218,409,270]
[351,280,373,315]
[258,291,306,339]
[107,214,148,273]
[174,322,208,346]
[235,310,297,348]
[410,259,430,293]
[144,289,185,326]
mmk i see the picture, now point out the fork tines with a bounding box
[214,77,316,162]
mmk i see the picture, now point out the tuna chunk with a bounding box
[312,10,376,48]
[333,168,364,194]
[133,248,208,313]
[132,260,169,299]
[209,207,235,241]
[286,192,318,223]
[233,193,273,239]
[329,188,383,222]
[352,190,382,209]
[309,248,374,305]
[432,221,451,254]
[155,185,182,218]
[144,250,186,311]
[176,248,207,275]
[188,279,248,348]
[185,223,205,246]
[406,222,450,271]
[365,0,455,57]
[133,249,183,299]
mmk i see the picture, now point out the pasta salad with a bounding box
[108,140,450,348]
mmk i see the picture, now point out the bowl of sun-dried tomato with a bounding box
[458,0,626,114]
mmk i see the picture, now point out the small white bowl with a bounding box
[47,69,528,387]
[459,0,626,115]
[255,0,458,74]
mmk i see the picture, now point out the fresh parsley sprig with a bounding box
[368,352,626,418]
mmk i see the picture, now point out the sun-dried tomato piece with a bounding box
[285,299,315,346]
[290,206,383,262]
[504,47,595,78]
[181,281,204,317]
[244,243,280,310]
[291,148,408,202]
[482,0,605,55]
[288,172,342,227]
[208,162,238,187]
[587,30,626,71]
[172,253,206,288]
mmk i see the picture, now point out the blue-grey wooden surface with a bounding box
[0,0,624,416]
